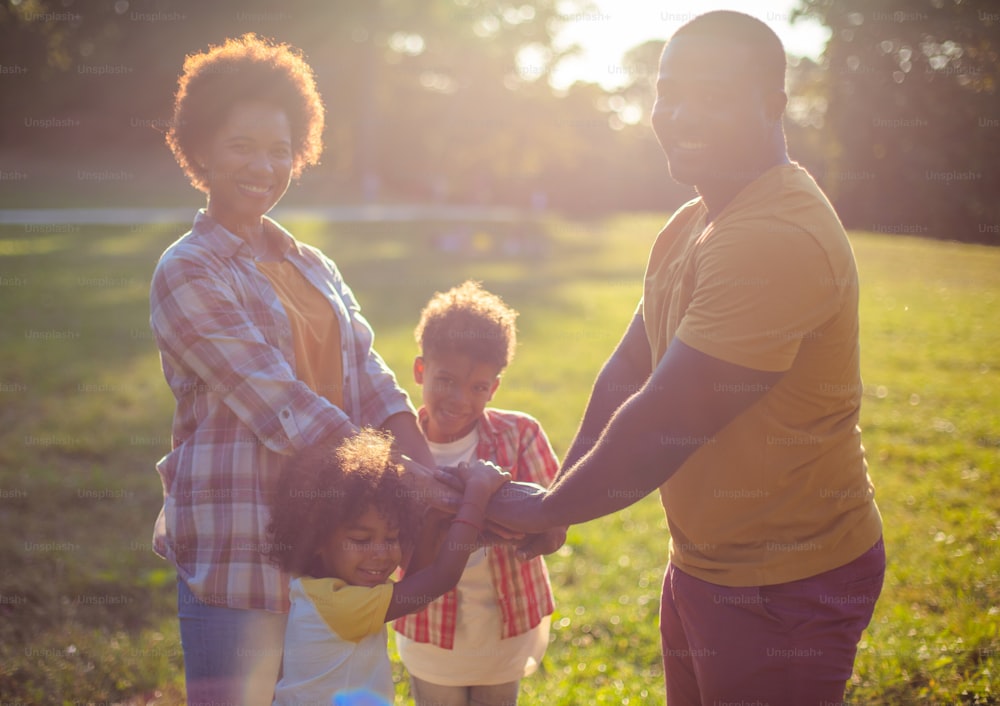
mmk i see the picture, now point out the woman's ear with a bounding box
[413,356,425,384]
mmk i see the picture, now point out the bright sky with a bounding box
[547,0,831,90]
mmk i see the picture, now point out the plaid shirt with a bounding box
[393,407,558,646]
[149,211,414,612]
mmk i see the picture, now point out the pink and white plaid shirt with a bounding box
[149,211,415,612]
[393,407,558,646]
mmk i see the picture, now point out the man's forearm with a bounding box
[558,353,648,481]
[557,312,651,483]
[486,386,676,533]
[493,339,784,533]
[543,387,691,527]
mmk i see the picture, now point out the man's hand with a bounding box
[514,525,567,560]
[485,480,550,535]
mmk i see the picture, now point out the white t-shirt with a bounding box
[394,428,551,686]
[274,576,395,705]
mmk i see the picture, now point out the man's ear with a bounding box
[413,356,425,385]
[765,89,788,125]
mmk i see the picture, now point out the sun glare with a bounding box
[550,0,831,91]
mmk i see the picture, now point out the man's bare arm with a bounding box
[487,311,650,558]
[556,311,652,481]
[490,338,783,533]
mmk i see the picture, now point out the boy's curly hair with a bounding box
[267,428,417,577]
[415,280,518,369]
[166,32,325,193]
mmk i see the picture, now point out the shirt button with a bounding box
[281,410,290,419]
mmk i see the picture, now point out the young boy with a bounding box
[393,280,559,706]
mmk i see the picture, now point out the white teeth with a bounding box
[240,184,269,194]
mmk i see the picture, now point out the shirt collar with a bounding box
[190,209,302,260]
[416,407,498,451]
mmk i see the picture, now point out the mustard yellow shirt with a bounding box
[643,163,882,587]
[256,259,344,410]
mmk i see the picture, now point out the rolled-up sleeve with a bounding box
[326,259,415,428]
[151,251,355,454]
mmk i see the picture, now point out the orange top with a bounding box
[256,259,344,410]
[643,163,882,587]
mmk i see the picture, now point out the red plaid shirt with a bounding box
[149,211,414,612]
[393,407,558,646]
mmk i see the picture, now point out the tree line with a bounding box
[1,0,996,242]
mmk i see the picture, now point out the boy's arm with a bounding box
[385,461,509,622]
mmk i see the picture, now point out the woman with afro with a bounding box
[149,34,457,705]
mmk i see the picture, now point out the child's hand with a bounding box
[455,460,511,497]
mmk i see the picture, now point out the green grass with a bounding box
[0,215,997,704]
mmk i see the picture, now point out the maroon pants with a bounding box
[660,539,885,706]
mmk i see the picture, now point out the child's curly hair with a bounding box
[268,428,418,577]
[166,32,325,193]
[415,280,518,369]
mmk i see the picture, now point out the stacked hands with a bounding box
[400,457,566,561]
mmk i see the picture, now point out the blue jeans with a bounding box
[409,676,520,706]
[177,577,287,706]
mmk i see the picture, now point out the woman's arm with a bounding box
[151,252,355,454]
[383,413,463,517]
[381,411,436,472]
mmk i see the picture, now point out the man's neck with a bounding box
[699,152,791,224]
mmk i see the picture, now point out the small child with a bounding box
[394,280,559,706]
[268,428,510,705]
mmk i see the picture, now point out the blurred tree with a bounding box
[793,0,999,243]
[4,0,642,211]
[616,38,662,123]
[782,54,835,192]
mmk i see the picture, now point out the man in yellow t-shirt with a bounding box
[488,10,885,706]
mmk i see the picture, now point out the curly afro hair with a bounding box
[267,428,418,578]
[166,32,325,193]
[415,280,518,370]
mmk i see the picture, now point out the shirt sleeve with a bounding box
[513,417,560,488]
[150,251,355,454]
[320,253,415,428]
[299,578,395,643]
[676,222,840,372]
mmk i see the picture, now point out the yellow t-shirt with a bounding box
[274,577,395,705]
[643,163,882,587]
[256,259,344,409]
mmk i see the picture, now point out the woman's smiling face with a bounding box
[200,100,293,235]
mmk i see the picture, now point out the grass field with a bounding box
[0,213,997,705]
